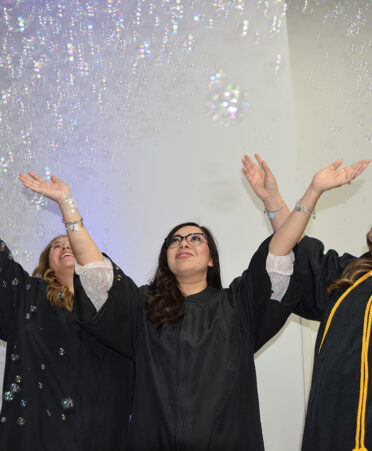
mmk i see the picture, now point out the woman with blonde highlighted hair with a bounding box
[32,234,74,311]
[0,224,132,450]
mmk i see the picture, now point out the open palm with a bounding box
[18,172,71,203]
[311,159,370,193]
[242,154,279,202]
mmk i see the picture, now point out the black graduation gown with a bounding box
[0,239,133,451]
[295,236,372,451]
[75,237,301,451]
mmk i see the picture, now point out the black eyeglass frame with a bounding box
[164,232,208,249]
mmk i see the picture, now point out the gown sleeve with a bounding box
[0,239,42,341]
[73,258,143,361]
[293,235,356,321]
[228,236,302,352]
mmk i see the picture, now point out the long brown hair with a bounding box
[327,233,372,293]
[32,235,74,312]
[145,222,222,328]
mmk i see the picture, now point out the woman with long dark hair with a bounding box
[72,219,300,451]
[18,157,366,450]
[0,177,132,450]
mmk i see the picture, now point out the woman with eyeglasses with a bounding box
[0,174,132,451]
[18,158,365,451]
[19,166,299,451]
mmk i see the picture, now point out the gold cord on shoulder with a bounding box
[353,296,372,451]
[317,270,372,451]
[318,271,372,353]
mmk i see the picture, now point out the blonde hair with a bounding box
[32,235,74,312]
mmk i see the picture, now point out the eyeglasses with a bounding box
[165,233,208,249]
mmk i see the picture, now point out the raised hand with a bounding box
[242,154,279,203]
[270,157,371,256]
[310,159,370,195]
[18,172,71,204]
[242,154,290,231]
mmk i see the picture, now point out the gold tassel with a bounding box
[317,271,372,451]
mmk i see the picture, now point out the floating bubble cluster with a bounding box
[209,70,226,87]
[0,0,301,291]
[207,81,250,126]
[0,0,368,282]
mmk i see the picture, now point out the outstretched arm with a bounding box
[18,172,103,266]
[269,159,370,256]
[242,153,290,231]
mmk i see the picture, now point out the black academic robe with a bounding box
[75,237,301,451]
[0,239,132,451]
[295,236,372,451]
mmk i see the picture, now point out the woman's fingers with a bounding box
[342,160,370,183]
[242,155,259,180]
[328,159,343,171]
[19,173,66,187]
[312,159,370,193]
[27,172,47,183]
[18,172,53,197]
[328,159,370,187]
[18,177,45,194]
[261,160,274,178]
[18,173,39,187]
[19,172,44,186]
[349,160,370,180]
[356,161,370,177]
[243,154,262,174]
[242,155,256,171]
[51,175,62,183]
[254,153,264,166]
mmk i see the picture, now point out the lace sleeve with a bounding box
[266,251,295,302]
[74,257,114,311]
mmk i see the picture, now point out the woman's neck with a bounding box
[55,267,74,294]
[178,278,208,297]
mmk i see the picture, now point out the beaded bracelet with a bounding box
[295,201,316,219]
[264,204,284,221]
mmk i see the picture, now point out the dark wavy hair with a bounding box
[327,232,372,293]
[145,222,222,328]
